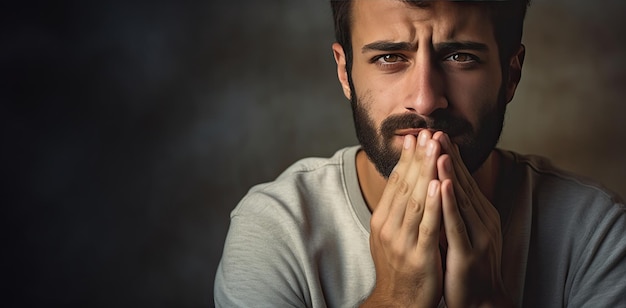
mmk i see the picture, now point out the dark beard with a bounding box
[351,88,507,178]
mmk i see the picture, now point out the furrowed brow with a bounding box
[434,41,489,54]
[361,41,488,54]
[361,41,416,53]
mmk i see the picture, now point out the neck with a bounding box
[356,149,501,213]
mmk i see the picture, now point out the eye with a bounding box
[370,54,409,72]
[371,54,406,64]
[444,53,478,63]
[380,54,401,63]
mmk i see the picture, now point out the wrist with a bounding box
[359,291,413,308]
[359,286,440,308]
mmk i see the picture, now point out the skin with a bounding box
[331,0,524,307]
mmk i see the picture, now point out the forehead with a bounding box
[351,0,495,47]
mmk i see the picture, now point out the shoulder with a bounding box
[216,146,369,307]
[502,149,623,207]
[505,150,626,306]
[232,146,359,219]
[500,149,625,243]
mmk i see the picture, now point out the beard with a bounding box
[351,86,507,178]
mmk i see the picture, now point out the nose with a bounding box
[404,51,448,115]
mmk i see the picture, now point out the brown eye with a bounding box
[382,54,400,63]
[371,54,408,71]
[447,53,476,63]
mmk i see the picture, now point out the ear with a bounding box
[504,44,525,104]
[332,42,352,100]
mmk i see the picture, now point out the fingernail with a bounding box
[404,135,412,149]
[419,132,427,147]
[426,142,434,156]
[428,181,439,197]
[444,158,452,172]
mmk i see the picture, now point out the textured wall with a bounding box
[500,0,626,197]
[3,0,624,306]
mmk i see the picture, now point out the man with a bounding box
[214,0,626,307]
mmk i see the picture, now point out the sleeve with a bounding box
[213,193,311,308]
[567,201,626,307]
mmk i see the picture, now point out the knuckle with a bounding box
[370,214,384,230]
[397,180,410,195]
[388,171,400,185]
[390,242,405,257]
[419,224,434,237]
[379,224,394,243]
[459,198,471,210]
[454,221,467,235]
[407,196,423,212]
[370,220,381,234]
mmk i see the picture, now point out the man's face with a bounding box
[342,0,510,177]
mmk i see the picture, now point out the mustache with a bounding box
[380,111,471,139]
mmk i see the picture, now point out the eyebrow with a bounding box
[361,40,489,54]
[435,41,489,53]
[361,41,416,53]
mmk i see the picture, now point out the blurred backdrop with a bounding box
[2,0,625,306]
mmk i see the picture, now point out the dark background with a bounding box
[3,0,625,306]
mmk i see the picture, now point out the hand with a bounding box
[362,130,443,308]
[433,132,514,307]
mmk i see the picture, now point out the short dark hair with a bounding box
[330,0,531,74]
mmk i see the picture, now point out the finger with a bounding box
[432,132,476,202]
[436,133,502,248]
[438,156,485,247]
[402,130,432,199]
[440,134,492,215]
[403,137,440,233]
[415,180,442,252]
[436,133,476,194]
[402,129,433,196]
[401,134,436,245]
[436,154,468,207]
[437,133,496,225]
[388,130,435,233]
[405,130,440,219]
[375,134,417,217]
[441,179,471,253]
[437,156,472,218]
[432,131,453,159]
[378,134,419,229]
[413,133,440,200]
[391,130,438,248]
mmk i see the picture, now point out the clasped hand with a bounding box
[362,130,513,308]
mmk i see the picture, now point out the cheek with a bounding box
[445,70,501,122]
[351,66,401,123]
